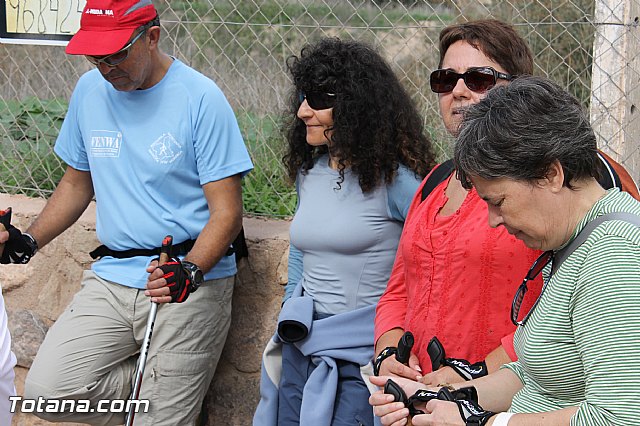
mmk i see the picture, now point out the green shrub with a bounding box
[0,98,296,216]
[0,98,66,197]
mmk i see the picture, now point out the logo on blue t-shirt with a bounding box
[148,133,182,164]
[90,130,122,158]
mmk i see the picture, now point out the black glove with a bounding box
[0,208,38,264]
[450,395,496,425]
[427,336,488,380]
[157,257,193,303]
[409,386,495,425]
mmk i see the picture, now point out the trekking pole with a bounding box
[124,235,172,426]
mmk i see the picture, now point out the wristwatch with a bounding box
[181,261,204,292]
[23,233,39,255]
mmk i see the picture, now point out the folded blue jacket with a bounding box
[253,284,377,426]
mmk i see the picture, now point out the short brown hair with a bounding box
[438,19,534,76]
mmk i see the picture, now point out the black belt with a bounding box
[89,239,234,260]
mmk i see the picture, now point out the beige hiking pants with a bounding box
[24,270,234,425]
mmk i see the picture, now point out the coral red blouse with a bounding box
[375,169,542,372]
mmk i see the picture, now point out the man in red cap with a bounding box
[7,0,254,423]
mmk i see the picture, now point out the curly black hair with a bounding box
[283,37,436,193]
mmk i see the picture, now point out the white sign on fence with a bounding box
[0,0,84,46]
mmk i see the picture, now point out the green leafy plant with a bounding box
[0,98,297,216]
[0,98,67,197]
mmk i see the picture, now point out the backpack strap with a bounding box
[597,151,640,201]
[596,152,622,191]
[552,212,640,274]
[421,159,455,202]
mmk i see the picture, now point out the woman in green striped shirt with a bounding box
[369,76,640,425]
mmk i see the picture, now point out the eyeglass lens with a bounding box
[430,67,500,94]
[94,49,130,67]
[511,251,553,326]
[298,91,336,110]
[86,27,147,67]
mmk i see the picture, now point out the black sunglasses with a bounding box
[430,67,514,94]
[511,250,553,326]
[298,91,336,110]
[86,20,156,67]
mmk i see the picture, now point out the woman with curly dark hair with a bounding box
[282,38,435,195]
[254,37,435,426]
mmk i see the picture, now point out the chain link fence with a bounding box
[1,0,639,217]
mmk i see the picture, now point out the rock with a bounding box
[0,264,32,293]
[7,309,49,368]
[276,246,289,286]
[224,239,286,374]
[206,362,262,426]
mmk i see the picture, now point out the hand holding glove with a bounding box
[0,208,38,264]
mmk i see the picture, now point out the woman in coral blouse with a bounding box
[373,20,544,384]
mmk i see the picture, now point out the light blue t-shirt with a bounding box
[286,156,421,314]
[55,59,253,288]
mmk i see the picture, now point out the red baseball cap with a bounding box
[66,0,158,56]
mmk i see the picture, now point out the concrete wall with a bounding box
[0,193,290,426]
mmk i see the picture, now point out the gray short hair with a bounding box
[454,76,600,189]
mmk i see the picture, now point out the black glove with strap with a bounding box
[157,257,193,303]
[0,208,38,264]
[437,387,496,425]
[409,385,495,425]
[428,336,488,380]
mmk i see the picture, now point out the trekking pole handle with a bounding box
[396,331,414,365]
[158,235,172,265]
[427,336,445,372]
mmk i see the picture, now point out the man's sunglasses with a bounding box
[86,21,156,67]
[430,67,514,94]
[511,250,553,326]
[298,91,336,110]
